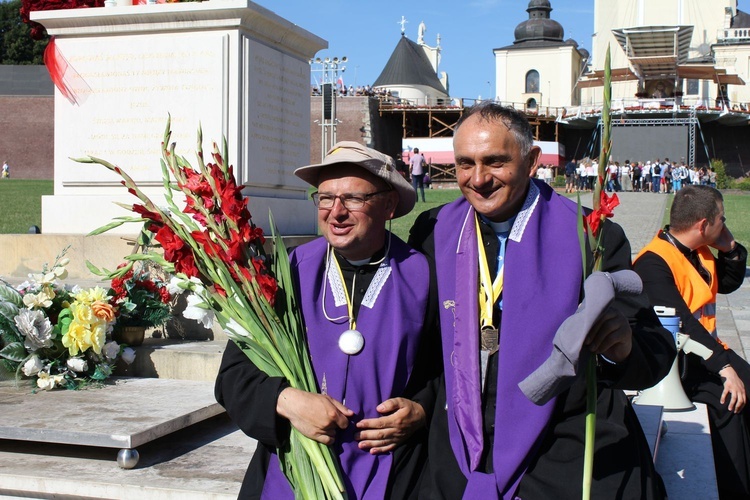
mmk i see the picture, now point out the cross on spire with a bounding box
[398,16,408,35]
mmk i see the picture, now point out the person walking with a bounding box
[409,148,427,203]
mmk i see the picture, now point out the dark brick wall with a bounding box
[309,95,402,164]
[0,96,54,180]
[0,66,54,96]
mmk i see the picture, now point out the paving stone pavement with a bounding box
[608,190,749,361]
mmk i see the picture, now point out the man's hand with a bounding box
[276,387,353,445]
[719,365,747,413]
[710,224,736,254]
[584,305,633,363]
[355,398,426,455]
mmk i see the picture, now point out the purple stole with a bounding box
[433,180,583,499]
[261,234,429,499]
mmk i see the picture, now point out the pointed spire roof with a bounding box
[373,35,447,94]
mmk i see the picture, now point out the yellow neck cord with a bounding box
[332,257,357,331]
[476,216,504,329]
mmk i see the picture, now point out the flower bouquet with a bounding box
[76,118,345,499]
[0,250,135,390]
[85,259,172,334]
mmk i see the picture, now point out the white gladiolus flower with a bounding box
[15,309,54,351]
[66,357,88,373]
[167,276,187,296]
[183,294,214,329]
[225,318,252,338]
[121,347,136,365]
[103,341,120,360]
[22,356,43,377]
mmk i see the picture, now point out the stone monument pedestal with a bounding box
[32,0,325,236]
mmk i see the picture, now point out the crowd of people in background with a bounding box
[565,157,717,194]
[311,84,393,99]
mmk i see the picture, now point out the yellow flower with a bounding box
[72,302,95,324]
[75,286,109,304]
[62,320,94,356]
[90,320,107,354]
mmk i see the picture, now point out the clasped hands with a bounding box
[276,387,426,454]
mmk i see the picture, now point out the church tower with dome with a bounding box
[493,0,588,109]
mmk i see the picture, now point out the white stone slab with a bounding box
[632,403,663,461]
[0,413,253,499]
[0,377,223,449]
[656,403,719,499]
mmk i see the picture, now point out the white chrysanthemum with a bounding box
[121,347,136,365]
[103,341,120,360]
[22,355,43,377]
[183,294,214,329]
[66,357,88,373]
[15,309,54,351]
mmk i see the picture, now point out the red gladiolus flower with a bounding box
[585,191,620,236]
[133,204,163,223]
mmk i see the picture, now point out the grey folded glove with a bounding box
[518,270,643,406]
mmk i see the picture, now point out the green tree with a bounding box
[0,0,48,64]
[710,158,731,189]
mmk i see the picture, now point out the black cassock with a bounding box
[635,232,750,499]
[409,208,674,500]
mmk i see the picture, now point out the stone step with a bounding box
[0,378,253,499]
[120,338,228,383]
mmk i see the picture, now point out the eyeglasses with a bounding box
[311,189,391,211]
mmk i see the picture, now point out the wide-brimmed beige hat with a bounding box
[294,141,416,218]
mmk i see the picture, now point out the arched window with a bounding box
[526,70,540,93]
[526,98,537,109]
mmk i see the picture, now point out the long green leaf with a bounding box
[0,283,23,308]
[0,342,27,363]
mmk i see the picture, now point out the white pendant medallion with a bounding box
[338,329,364,355]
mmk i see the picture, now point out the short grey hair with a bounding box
[455,101,534,157]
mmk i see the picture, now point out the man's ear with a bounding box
[384,192,399,220]
[527,146,542,178]
[697,217,710,236]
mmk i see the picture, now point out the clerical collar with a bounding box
[334,247,386,269]
[480,214,515,234]
[660,226,691,257]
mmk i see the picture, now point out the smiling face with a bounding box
[454,114,540,222]
[316,164,398,261]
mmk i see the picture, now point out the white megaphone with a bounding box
[634,306,714,411]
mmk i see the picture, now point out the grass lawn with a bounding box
[389,187,462,241]
[0,180,53,234]
[3,180,746,249]
[722,193,750,249]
